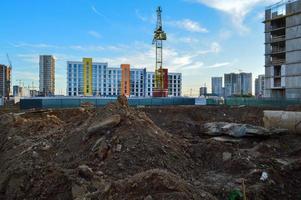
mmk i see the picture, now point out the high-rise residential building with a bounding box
[264,0,301,98]
[39,55,55,96]
[211,77,223,96]
[67,58,182,97]
[255,74,265,97]
[199,87,207,96]
[224,72,252,97]
[0,64,11,98]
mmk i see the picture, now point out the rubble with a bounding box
[0,101,301,199]
[203,122,287,137]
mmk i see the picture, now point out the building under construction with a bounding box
[264,0,301,98]
[0,64,11,98]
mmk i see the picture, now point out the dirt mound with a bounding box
[1,102,301,199]
[101,169,216,200]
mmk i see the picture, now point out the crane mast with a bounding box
[153,6,167,97]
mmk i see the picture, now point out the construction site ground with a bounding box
[0,99,300,200]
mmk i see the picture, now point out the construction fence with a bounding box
[19,97,301,110]
[224,98,301,107]
[20,97,196,110]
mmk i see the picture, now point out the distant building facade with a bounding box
[199,87,207,96]
[0,64,11,97]
[13,85,22,97]
[211,77,223,96]
[13,85,38,97]
[224,72,252,97]
[264,0,301,98]
[39,55,55,96]
[67,58,182,97]
[255,74,265,97]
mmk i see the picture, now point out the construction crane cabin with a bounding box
[152,6,168,97]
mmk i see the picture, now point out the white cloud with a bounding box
[206,62,230,68]
[17,54,39,64]
[135,9,148,22]
[14,71,39,81]
[11,42,60,49]
[191,0,278,33]
[167,19,208,33]
[135,9,156,23]
[197,42,221,54]
[91,5,105,17]
[91,5,110,23]
[88,30,102,39]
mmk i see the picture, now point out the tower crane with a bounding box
[152,6,167,97]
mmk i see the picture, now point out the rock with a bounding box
[32,151,39,158]
[72,184,86,199]
[260,171,268,181]
[144,195,153,200]
[204,122,280,138]
[87,114,121,135]
[116,144,122,152]
[92,137,106,152]
[222,152,232,161]
[96,171,104,176]
[193,180,201,186]
[78,165,94,179]
[41,142,51,151]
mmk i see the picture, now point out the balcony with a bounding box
[271,47,285,54]
[269,25,285,32]
[273,78,282,88]
[271,35,285,43]
[274,71,281,78]
[271,58,285,65]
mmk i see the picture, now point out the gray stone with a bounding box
[144,195,153,200]
[204,122,278,138]
[116,144,122,152]
[96,171,104,176]
[92,137,106,152]
[222,152,232,161]
[193,180,201,186]
[78,164,93,179]
[32,151,39,158]
[87,114,121,134]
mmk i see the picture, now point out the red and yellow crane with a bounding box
[152,6,168,97]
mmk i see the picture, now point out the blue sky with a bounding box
[0,0,279,95]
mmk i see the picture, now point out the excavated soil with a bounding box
[0,98,301,200]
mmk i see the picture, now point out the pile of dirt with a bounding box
[0,100,301,199]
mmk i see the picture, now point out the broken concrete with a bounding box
[204,122,286,137]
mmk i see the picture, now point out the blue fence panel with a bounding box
[61,99,80,108]
[42,99,62,109]
[80,99,97,106]
[20,99,43,109]
[96,98,116,107]
[225,98,301,107]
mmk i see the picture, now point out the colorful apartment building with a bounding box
[67,58,182,97]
